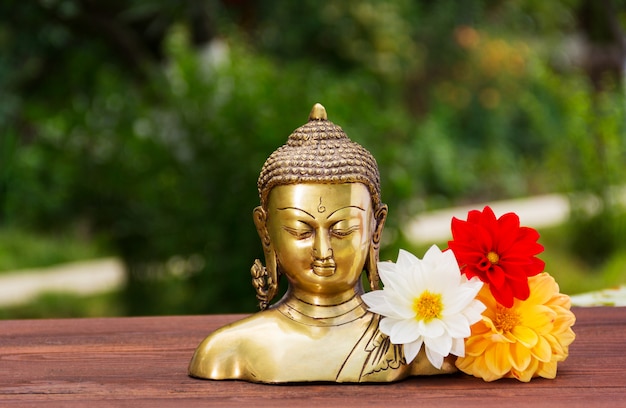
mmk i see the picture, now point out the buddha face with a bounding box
[263,183,374,297]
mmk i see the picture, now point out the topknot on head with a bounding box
[308,103,328,121]
[258,104,383,211]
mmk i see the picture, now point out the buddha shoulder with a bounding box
[188,309,290,381]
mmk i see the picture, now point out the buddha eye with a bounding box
[330,224,360,238]
[282,226,313,239]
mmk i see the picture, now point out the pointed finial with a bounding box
[308,103,328,121]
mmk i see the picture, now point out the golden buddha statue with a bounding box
[188,104,456,383]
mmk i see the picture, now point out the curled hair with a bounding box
[257,104,382,211]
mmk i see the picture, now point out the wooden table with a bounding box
[1,307,624,407]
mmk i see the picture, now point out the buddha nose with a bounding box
[312,229,333,259]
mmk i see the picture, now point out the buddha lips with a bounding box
[312,259,336,277]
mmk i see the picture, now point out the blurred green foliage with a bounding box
[0,227,108,272]
[1,0,626,316]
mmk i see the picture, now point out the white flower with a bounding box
[362,245,485,368]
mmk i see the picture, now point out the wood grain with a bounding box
[1,308,624,407]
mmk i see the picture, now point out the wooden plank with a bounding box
[0,307,624,407]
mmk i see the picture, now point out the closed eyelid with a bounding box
[282,225,313,238]
[331,225,360,237]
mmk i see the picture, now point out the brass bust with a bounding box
[188,104,456,383]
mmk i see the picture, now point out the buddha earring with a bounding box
[250,239,279,310]
[251,257,278,310]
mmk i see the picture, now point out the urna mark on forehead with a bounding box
[257,103,382,211]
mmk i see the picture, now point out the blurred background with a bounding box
[1,0,626,318]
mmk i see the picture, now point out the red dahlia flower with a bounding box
[447,206,545,308]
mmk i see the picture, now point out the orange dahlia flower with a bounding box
[455,272,576,382]
[448,206,545,308]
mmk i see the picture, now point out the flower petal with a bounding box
[425,333,453,359]
[511,325,538,348]
[403,338,423,364]
[485,342,511,376]
[425,347,445,369]
[396,249,420,275]
[378,263,415,302]
[509,341,532,372]
[530,335,553,362]
[441,313,472,338]
[418,318,445,338]
[361,291,397,317]
[462,299,487,325]
[442,280,483,315]
[378,316,398,337]
[450,337,465,357]
[536,361,557,379]
[388,317,422,344]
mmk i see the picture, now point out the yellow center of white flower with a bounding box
[413,291,443,322]
[494,306,521,333]
[487,251,500,264]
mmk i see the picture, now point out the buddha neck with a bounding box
[276,288,369,327]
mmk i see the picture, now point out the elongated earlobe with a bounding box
[252,206,279,309]
[367,204,388,291]
[253,206,271,250]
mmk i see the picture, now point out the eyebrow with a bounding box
[327,205,366,218]
[277,207,315,219]
[277,205,365,219]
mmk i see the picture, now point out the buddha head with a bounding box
[251,104,388,309]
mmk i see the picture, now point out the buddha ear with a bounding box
[373,204,388,245]
[253,206,271,251]
[252,206,279,309]
[367,204,388,291]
